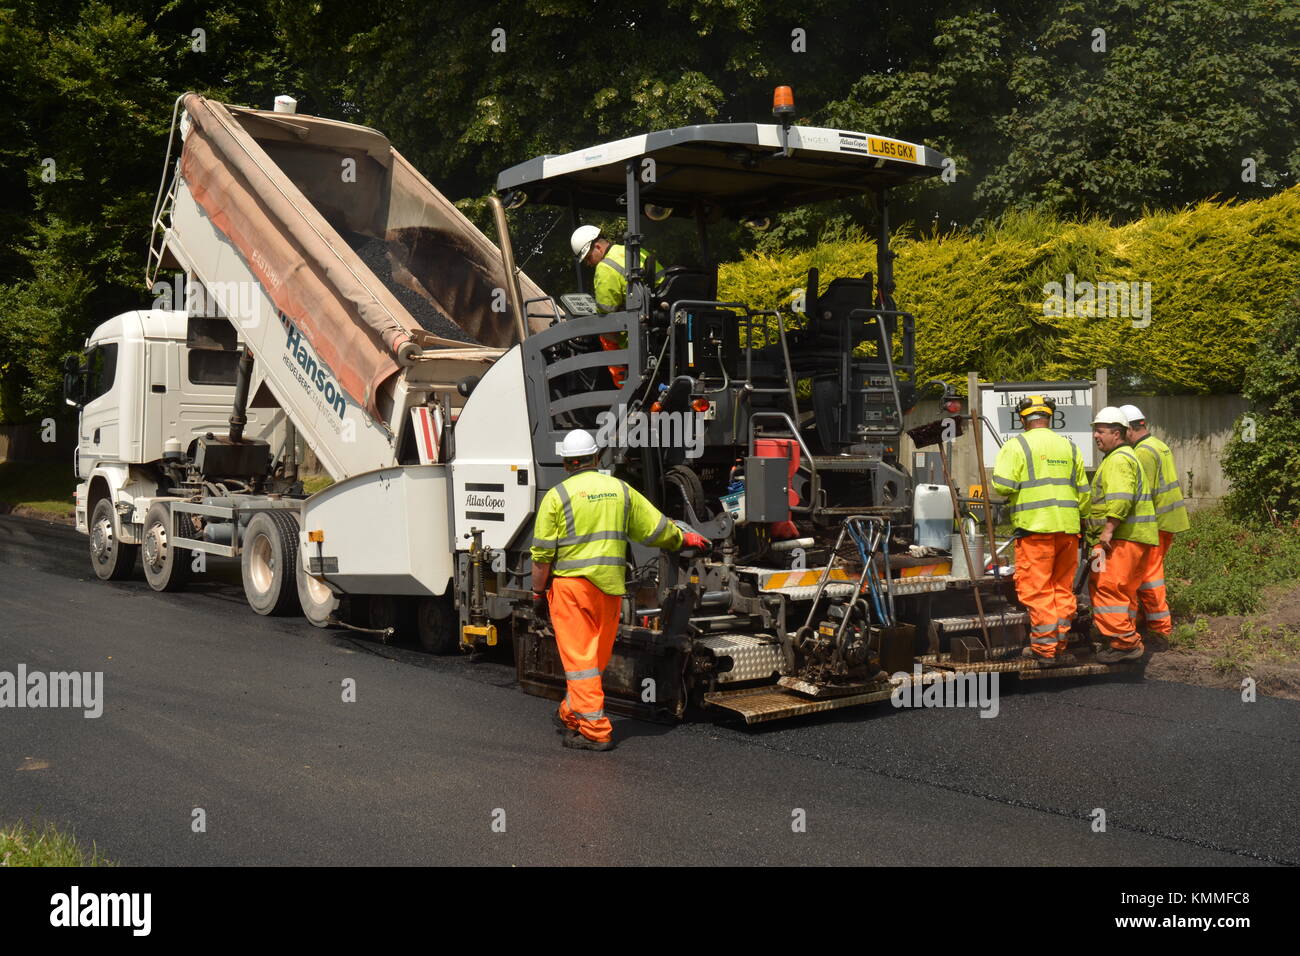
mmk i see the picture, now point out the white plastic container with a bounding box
[913,484,954,548]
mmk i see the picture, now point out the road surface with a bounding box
[1,514,1294,865]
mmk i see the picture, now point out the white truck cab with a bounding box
[69,308,282,547]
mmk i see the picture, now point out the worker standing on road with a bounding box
[571,225,665,388]
[1120,404,1189,642]
[991,395,1090,663]
[530,429,708,751]
[1084,407,1158,663]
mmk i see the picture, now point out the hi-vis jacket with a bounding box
[1132,435,1190,534]
[530,469,683,596]
[1085,445,1158,546]
[593,245,664,314]
[990,428,1089,534]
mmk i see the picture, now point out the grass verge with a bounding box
[0,821,112,866]
[302,473,334,494]
[1148,505,1300,698]
[0,460,76,519]
[1165,505,1300,616]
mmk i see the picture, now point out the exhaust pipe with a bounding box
[227,348,254,443]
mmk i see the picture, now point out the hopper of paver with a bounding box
[154,93,550,479]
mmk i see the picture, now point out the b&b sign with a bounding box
[979,382,1096,468]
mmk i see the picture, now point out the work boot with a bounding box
[1022,646,1073,667]
[552,710,572,734]
[563,731,615,752]
[1021,646,1054,666]
[1096,643,1145,664]
[1140,628,1171,651]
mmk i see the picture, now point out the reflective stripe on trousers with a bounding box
[549,575,621,742]
[1132,529,1174,635]
[1089,538,1149,649]
[1014,532,1079,658]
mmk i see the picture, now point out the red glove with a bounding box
[681,532,710,550]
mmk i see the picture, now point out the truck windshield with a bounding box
[86,343,118,401]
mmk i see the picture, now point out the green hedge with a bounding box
[1222,294,1300,524]
[718,187,1300,394]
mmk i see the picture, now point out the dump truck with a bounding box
[68,91,1136,724]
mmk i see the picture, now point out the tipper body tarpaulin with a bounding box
[177,93,549,423]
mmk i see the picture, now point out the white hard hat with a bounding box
[1090,406,1130,428]
[1119,404,1146,424]
[570,225,602,261]
[559,429,600,458]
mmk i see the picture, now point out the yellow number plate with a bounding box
[867,138,918,162]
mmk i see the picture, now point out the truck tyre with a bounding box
[241,511,303,616]
[665,464,707,522]
[89,497,138,581]
[297,561,339,628]
[415,594,458,655]
[141,502,191,592]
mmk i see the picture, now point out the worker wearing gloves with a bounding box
[1084,407,1158,663]
[990,395,1089,663]
[530,429,708,751]
[571,225,665,388]
[1120,404,1189,640]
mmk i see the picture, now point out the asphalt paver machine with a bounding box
[491,107,1131,723]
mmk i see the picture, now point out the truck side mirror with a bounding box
[62,355,86,407]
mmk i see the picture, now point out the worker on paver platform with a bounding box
[1084,407,1158,664]
[530,429,708,751]
[571,225,665,388]
[1120,404,1189,642]
[991,395,1090,663]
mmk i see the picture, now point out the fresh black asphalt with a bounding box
[1,514,1295,865]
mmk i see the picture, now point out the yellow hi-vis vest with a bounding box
[530,469,683,596]
[1085,445,1159,546]
[593,245,663,314]
[1132,434,1190,534]
[990,427,1088,534]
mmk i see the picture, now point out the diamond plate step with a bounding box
[703,681,901,723]
[694,633,785,684]
[930,610,1029,632]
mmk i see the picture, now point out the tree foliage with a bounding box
[819,0,1300,226]
[1,0,1297,420]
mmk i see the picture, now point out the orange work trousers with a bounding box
[599,334,627,389]
[1132,530,1174,636]
[1089,538,1150,651]
[1014,532,1079,658]
[550,575,621,743]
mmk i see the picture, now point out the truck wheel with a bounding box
[415,595,459,655]
[297,561,339,628]
[141,502,191,592]
[89,497,138,581]
[241,511,303,616]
